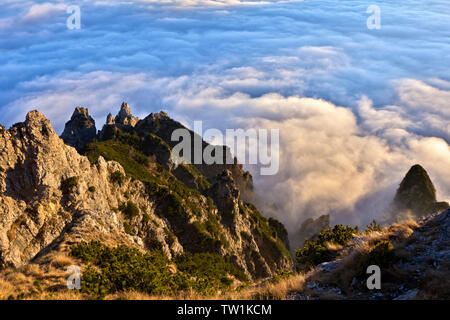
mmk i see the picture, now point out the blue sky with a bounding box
[1,0,450,228]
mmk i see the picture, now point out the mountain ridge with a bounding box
[0,107,292,281]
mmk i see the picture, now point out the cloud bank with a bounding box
[1,0,449,233]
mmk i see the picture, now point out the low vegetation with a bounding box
[61,176,79,193]
[120,200,140,218]
[70,241,248,299]
[246,203,291,261]
[295,224,359,270]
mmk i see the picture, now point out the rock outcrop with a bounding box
[389,164,449,220]
[294,208,450,300]
[115,102,139,127]
[100,104,254,195]
[0,108,292,279]
[293,214,330,249]
[60,107,96,151]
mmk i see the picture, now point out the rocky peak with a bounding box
[73,106,90,119]
[390,164,449,219]
[7,110,57,144]
[26,109,50,123]
[21,110,54,131]
[115,102,139,126]
[133,110,170,135]
[0,110,293,279]
[294,214,330,248]
[106,113,115,125]
[60,107,96,151]
[150,111,170,121]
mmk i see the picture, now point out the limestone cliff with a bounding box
[0,108,292,280]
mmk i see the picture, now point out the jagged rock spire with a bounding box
[106,113,115,125]
[391,164,449,219]
[60,107,96,151]
[115,102,138,126]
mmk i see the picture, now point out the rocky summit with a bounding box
[389,164,449,220]
[0,105,292,281]
[60,107,97,151]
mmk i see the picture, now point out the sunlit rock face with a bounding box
[0,109,292,279]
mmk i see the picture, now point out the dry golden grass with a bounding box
[41,290,84,300]
[387,219,418,240]
[0,262,75,300]
[0,278,15,299]
[50,255,77,269]
[0,216,431,300]
[1,258,305,301]
[104,274,306,300]
[212,274,305,300]
[106,289,203,300]
[304,218,423,298]
[325,242,343,251]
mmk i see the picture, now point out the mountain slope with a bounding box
[0,108,292,284]
[291,209,450,300]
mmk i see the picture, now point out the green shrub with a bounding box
[110,171,125,185]
[123,222,134,235]
[88,186,96,193]
[83,134,207,227]
[71,243,181,299]
[295,224,359,269]
[357,240,396,275]
[70,241,102,262]
[62,176,79,193]
[240,231,251,241]
[33,280,42,292]
[318,224,359,245]
[142,213,150,223]
[147,239,163,251]
[268,217,288,240]
[120,201,140,218]
[190,219,227,251]
[271,269,294,283]
[164,228,176,245]
[365,219,382,233]
[175,252,248,294]
[245,203,291,260]
[295,239,329,268]
[152,219,160,227]
[80,265,111,299]
[70,241,246,299]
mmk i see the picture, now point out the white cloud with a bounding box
[21,2,66,25]
[1,0,449,234]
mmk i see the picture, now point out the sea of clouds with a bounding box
[1,0,449,232]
